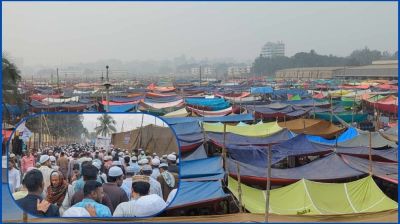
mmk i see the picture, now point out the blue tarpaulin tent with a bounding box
[163,113,254,124]
[307,127,359,145]
[250,86,273,94]
[180,156,224,180]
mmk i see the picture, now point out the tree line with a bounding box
[252,47,398,76]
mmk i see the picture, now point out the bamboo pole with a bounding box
[368,131,372,174]
[236,161,244,213]
[222,123,228,175]
[265,144,272,222]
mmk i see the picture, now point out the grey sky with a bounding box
[82,113,168,133]
[2,2,398,67]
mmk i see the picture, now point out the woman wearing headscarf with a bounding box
[46,171,75,216]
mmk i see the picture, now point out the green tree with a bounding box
[348,47,382,65]
[95,114,117,137]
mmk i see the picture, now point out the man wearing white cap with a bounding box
[138,150,147,161]
[157,163,178,201]
[113,175,166,217]
[140,165,163,199]
[38,155,54,195]
[150,158,161,179]
[127,156,140,175]
[103,166,129,211]
[50,156,59,171]
[8,160,21,193]
[167,154,179,173]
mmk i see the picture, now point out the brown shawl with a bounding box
[46,171,68,207]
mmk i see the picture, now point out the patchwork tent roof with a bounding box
[307,127,358,145]
[278,118,345,139]
[182,144,208,161]
[338,130,398,149]
[203,121,282,137]
[180,156,224,181]
[228,175,397,215]
[163,113,254,124]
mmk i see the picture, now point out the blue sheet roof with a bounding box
[307,127,359,145]
[168,180,228,209]
[251,86,273,94]
[180,156,224,180]
[163,113,254,124]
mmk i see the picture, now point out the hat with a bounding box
[39,155,50,164]
[108,166,123,177]
[162,155,167,159]
[132,175,150,183]
[167,154,176,161]
[159,163,168,168]
[118,152,124,156]
[138,159,149,165]
[141,164,152,172]
[141,151,145,155]
[152,153,157,156]
[62,207,90,217]
[10,153,15,158]
[112,160,122,166]
[126,166,136,174]
[93,161,101,170]
[131,156,138,161]
[50,156,56,162]
[133,194,167,217]
[151,158,160,166]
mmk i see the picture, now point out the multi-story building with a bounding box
[227,65,251,77]
[260,41,285,58]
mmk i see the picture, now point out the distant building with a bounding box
[275,67,343,79]
[227,65,251,77]
[261,41,285,58]
[191,67,215,76]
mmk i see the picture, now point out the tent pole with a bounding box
[222,123,228,176]
[264,144,272,222]
[368,131,372,174]
[236,161,244,213]
[330,94,333,123]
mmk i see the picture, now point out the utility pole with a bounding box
[199,65,202,87]
[104,65,111,112]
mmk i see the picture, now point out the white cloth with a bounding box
[121,178,133,199]
[62,207,90,217]
[8,168,21,193]
[166,189,177,205]
[59,184,75,216]
[113,194,166,217]
[39,166,54,193]
[149,177,163,199]
[151,168,160,180]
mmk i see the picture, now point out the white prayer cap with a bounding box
[10,153,15,158]
[167,154,176,161]
[151,158,160,166]
[39,155,50,164]
[138,159,149,165]
[118,152,124,156]
[141,164,152,172]
[131,156,138,161]
[93,161,101,170]
[108,166,123,177]
[62,207,90,217]
[133,194,167,217]
[159,163,168,169]
[50,156,56,162]
[111,151,116,156]
[112,160,122,166]
[104,156,112,161]
[152,152,157,156]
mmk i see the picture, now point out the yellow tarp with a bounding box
[203,121,282,137]
[163,108,190,117]
[228,176,397,215]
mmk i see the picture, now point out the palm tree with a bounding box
[95,114,117,137]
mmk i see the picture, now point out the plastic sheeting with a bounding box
[314,112,368,123]
[226,145,286,167]
[141,99,184,109]
[228,175,398,215]
[336,147,398,163]
[42,96,79,103]
[207,129,294,146]
[341,155,398,184]
[168,180,228,209]
[227,153,364,183]
[182,144,208,161]
[250,86,273,94]
[307,127,359,145]
[107,104,137,112]
[278,118,345,139]
[163,108,190,117]
[272,134,333,157]
[163,113,254,124]
[185,98,230,110]
[187,106,233,117]
[248,104,310,119]
[180,156,224,181]
[203,121,282,137]
[338,130,398,149]
[168,121,202,135]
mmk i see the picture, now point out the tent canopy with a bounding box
[338,130,398,149]
[203,121,282,137]
[163,113,254,124]
[180,156,224,181]
[278,118,345,139]
[307,127,358,145]
[228,175,397,215]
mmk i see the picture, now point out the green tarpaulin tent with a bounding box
[314,112,368,123]
[228,175,397,215]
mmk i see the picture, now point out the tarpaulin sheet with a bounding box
[42,96,79,103]
[284,99,330,107]
[381,124,398,143]
[168,121,202,135]
[187,106,233,117]
[336,147,398,162]
[228,175,398,215]
[163,113,254,124]
[203,121,282,137]
[248,104,309,119]
[163,108,190,117]
[278,118,345,139]
[272,134,333,157]
[338,130,398,149]
[307,127,358,145]
[185,98,230,110]
[226,145,286,167]
[141,99,184,109]
[168,180,229,209]
[176,132,204,143]
[341,155,398,183]
[207,129,294,146]
[180,156,224,180]
[227,153,364,182]
[109,96,144,102]
[182,144,208,161]
[314,112,368,123]
[108,104,137,112]
[144,96,182,103]
[271,89,309,99]
[250,86,273,94]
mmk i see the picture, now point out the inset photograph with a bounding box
[6,113,179,218]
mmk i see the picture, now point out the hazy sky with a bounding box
[2,2,398,67]
[82,113,168,133]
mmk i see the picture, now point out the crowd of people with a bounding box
[6,143,179,217]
